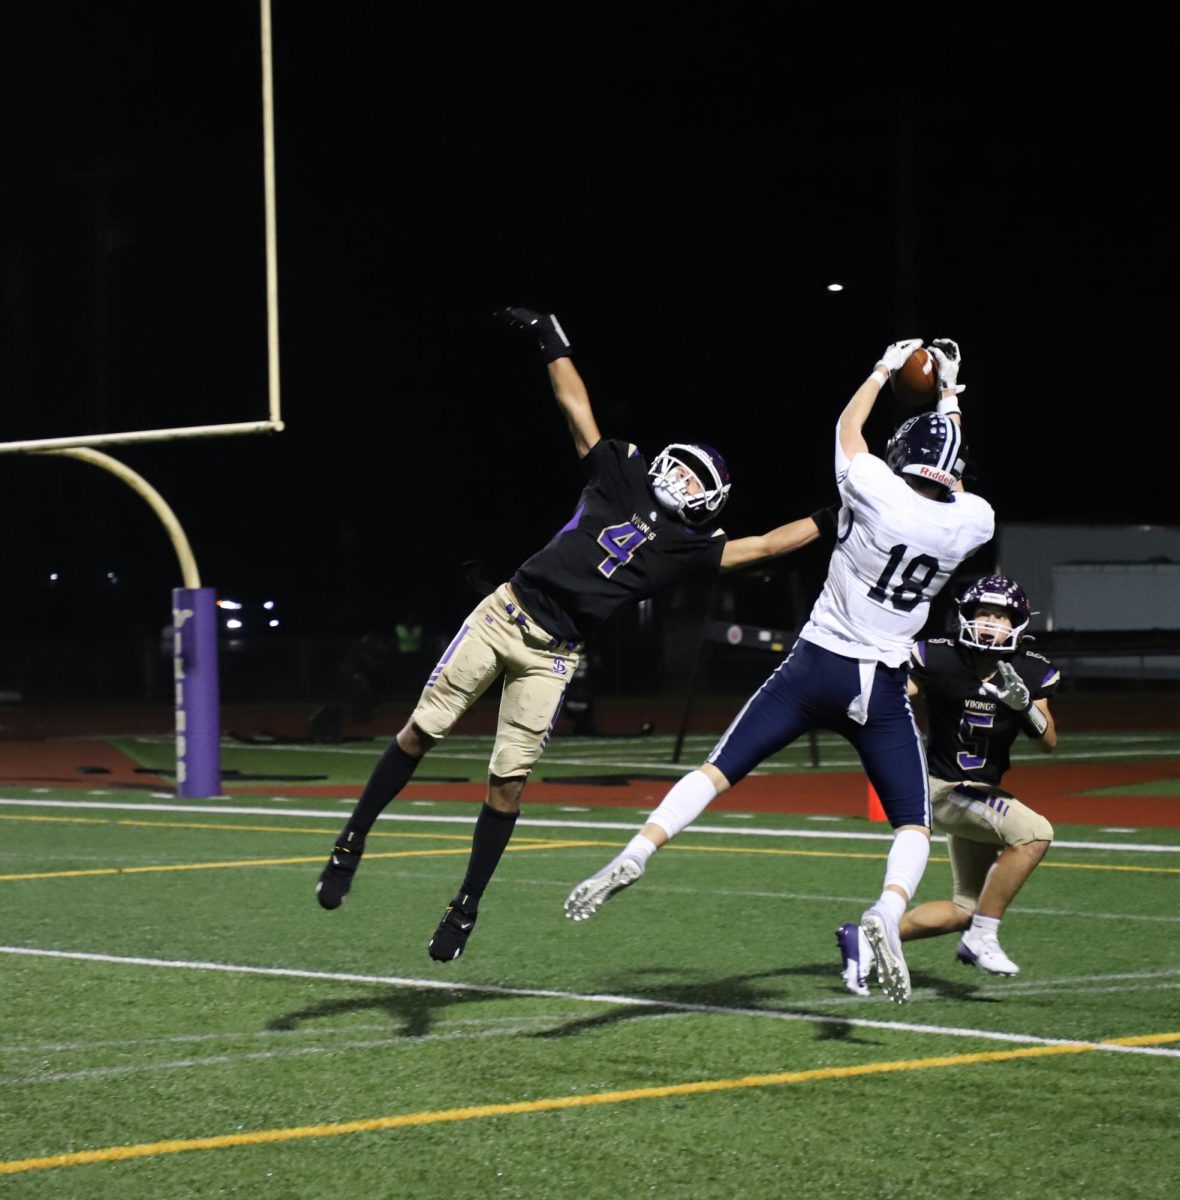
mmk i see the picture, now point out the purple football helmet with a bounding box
[648,442,731,525]
[885,412,966,495]
[957,575,1033,653]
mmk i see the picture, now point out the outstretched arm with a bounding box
[839,338,923,463]
[719,510,825,570]
[548,357,601,459]
[499,306,600,459]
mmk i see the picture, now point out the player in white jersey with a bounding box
[564,337,995,1004]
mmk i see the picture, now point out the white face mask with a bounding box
[647,445,730,525]
[958,606,1026,653]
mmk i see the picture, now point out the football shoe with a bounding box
[427,893,479,962]
[956,927,1020,976]
[835,922,874,997]
[861,908,911,1004]
[315,832,365,910]
[563,857,644,921]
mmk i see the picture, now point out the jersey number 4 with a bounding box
[868,544,940,612]
[597,522,647,578]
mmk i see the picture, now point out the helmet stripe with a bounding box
[937,415,961,477]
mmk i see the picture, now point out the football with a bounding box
[891,346,937,408]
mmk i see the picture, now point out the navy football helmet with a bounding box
[648,443,731,525]
[885,412,966,495]
[957,575,1033,653]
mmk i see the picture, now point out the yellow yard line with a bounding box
[2,1036,1172,1177]
[0,841,596,883]
[2,812,1176,875]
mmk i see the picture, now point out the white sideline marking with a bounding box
[2,796,1178,853]
[2,945,1178,1058]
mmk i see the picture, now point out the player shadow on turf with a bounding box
[263,964,997,1044]
[527,964,888,1043]
[267,986,493,1040]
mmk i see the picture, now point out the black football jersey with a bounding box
[509,439,727,640]
[911,637,1061,785]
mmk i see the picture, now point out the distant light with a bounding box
[225,618,243,630]
[217,599,243,610]
[49,572,59,582]
[826,283,844,292]
[268,618,280,628]
[106,572,118,584]
[263,600,275,610]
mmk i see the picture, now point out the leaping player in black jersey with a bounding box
[315,307,829,962]
[837,575,1059,992]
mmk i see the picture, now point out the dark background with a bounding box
[2,6,1177,676]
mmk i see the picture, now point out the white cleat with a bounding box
[564,857,644,921]
[956,928,1021,976]
[861,908,911,1004]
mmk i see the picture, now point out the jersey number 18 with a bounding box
[868,543,940,612]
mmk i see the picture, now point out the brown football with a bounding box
[891,346,937,408]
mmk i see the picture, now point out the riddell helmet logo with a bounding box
[914,464,954,485]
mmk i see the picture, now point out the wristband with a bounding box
[937,397,962,416]
[809,505,839,539]
[1020,703,1048,738]
[538,315,573,363]
[869,370,888,388]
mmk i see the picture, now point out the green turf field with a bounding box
[2,734,1178,1197]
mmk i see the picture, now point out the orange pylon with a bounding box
[866,782,887,822]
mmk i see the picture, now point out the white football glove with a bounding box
[929,338,964,395]
[878,338,923,374]
[981,659,1031,711]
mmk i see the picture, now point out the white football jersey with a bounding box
[800,441,994,667]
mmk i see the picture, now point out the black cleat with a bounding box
[315,832,365,909]
[428,893,479,962]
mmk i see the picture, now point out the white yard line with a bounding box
[2,796,1178,852]
[2,945,1178,1059]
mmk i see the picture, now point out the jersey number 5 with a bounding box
[868,544,940,612]
[597,522,647,578]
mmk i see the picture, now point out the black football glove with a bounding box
[497,306,573,363]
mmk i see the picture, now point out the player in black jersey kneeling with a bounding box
[837,575,1059,992]
[316,306,830,963]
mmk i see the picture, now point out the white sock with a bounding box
[616,833,658,869]
[971,914,1001,935]
[646,769,718,840]
[869,890,907,925]
[883,827,931,902]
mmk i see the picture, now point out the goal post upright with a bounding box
[261,0,281,428]
[42,449,221,798]
[3,0,284,799]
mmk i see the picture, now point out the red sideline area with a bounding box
[2,694,1179,828]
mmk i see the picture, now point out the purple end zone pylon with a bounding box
[172,587,222,798]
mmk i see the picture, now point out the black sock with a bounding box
[457,802,519,906]
[342,742,421,840]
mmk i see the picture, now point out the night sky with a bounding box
[3,6,1178,641]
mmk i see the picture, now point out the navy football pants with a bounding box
[708,638,931,829]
